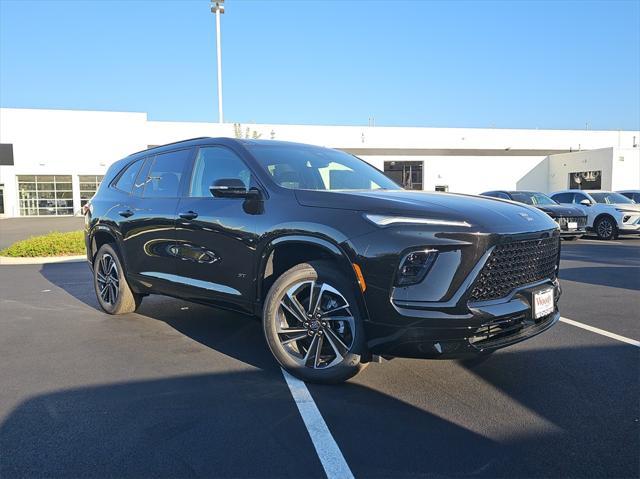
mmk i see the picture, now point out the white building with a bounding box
[0,107,638,217]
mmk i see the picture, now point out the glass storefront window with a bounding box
[79,175,104,207]
[17,175,73,216]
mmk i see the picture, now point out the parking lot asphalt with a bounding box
[0,238,638,478]
[0,217,85,250]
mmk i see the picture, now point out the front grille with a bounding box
[556,216,587,229]
[469,236,560,302]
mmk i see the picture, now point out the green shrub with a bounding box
[0,230,86,257]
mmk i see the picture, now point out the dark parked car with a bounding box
[85,138,561,383]
[481,190,587,240]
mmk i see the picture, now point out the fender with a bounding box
[87,221,123,263]
[255,233,369,318]
[591,212,618,232]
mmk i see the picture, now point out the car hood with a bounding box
[535,204,585,217]
[295,189,558,233]
[609,203,640,212]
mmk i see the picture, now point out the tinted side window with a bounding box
[572,193,588,204]
[142,149,191,198]
[495,192,510,199]
[552,193,574,203]
[189,146,252,197]
[113,159,144,194]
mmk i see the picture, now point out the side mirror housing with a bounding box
[579,199,592,206]
[210,178,250,198]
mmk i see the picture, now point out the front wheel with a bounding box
[93,244,142,315]
[263,261,367,384]
[595,217,616,240]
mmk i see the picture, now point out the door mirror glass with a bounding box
[579,198,592,206]
[210,178,249,198]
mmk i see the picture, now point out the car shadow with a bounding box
[40,261,100,309]
[559,265,640,290]
[455,343,639,478]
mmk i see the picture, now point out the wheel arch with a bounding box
[88,224,122,264]
[256,235,369,320]
[593,212,618,228]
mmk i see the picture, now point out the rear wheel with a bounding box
[595,216,616,240]
[263,261,367,384]
[93,244,142,315]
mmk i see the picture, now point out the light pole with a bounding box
[211,1,225,123]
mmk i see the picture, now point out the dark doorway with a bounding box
[569,170,601,189]
[384,161,423,190]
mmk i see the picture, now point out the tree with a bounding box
[233,123,262,139]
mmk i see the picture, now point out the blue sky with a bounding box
[1,0,639,130]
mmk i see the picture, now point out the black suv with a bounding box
[86,138,561,383]
[481,190,587,240]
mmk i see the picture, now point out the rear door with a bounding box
[119,148,193,295]
[172,145,260,312]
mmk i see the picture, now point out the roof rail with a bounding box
[127,137,211,157]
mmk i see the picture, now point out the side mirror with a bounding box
[579,199,592,206]
[209,178,249,198]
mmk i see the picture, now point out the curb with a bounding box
[0,255,86,265]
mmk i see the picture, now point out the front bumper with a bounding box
[560,229,586,238]
[346,226,561,359]
[365,280,561,358]
[618,223,640,235]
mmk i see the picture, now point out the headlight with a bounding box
[364,214,471,228]
[396,250,438,286]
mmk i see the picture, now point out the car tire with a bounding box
[263,261,367,384]
[93,244,142,315]
[594,216,616,240]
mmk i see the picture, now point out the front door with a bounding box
[173,145,260,313]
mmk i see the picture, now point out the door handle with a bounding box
[179,211,198,220]
[118,209,134,218]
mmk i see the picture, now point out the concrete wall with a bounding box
[611,148,640,191]
[1,107,639,217]
[516,157,550,192]
[547,148,614,193]
[361,155,548,194]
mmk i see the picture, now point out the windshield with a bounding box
[589,192,634,204]
[247,143,400,191]
[510,192,557,206]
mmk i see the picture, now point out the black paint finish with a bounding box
[86,138,562,359]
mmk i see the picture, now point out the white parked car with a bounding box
[550,190,640,240]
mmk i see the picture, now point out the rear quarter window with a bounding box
[113,159,144,194]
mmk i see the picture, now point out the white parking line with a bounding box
[560,317,640,347]
[281,369,355,479]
